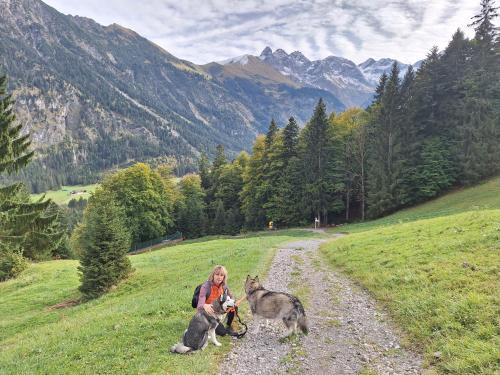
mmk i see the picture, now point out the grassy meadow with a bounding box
[0,230,317,375]
[322,177,500,374]
[331,176,500,233]
[31,184,98,205]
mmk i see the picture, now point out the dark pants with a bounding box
[215,309,235,336]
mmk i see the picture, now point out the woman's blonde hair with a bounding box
[208,265,228,285]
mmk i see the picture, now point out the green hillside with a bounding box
[333,177,500,233]
[0,230,317,375]
[322,178,500,374]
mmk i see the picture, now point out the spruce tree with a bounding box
[274,117,303,226]
[261,119,285,224]
[78,190,132,299]
[241,135,267,229]
[176,174,205,238]
[300,99,342,224]
[0,72,62,275]
[459,0,500,183]
[367,62,404,217]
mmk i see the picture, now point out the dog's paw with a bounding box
[214,341,222,347]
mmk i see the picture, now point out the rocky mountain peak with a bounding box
[290,51,310,64]
[273,48,288,59]
[358,58,376,69]
[259,46,273,59]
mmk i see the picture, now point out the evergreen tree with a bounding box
[300,99,342,224]
[78,190,132,299]
[458,0,500,182]
[438,30,472,180]
[0,72,63,278]
[176,174,205,238]
[268,117,303,226]
[241,135,267,229]
[373,73,388,104]
[206,145,228,233]
[198,153,212,193]
[261,119,286,224]
[367,62,405,217]
[212,199,226,234]
[215,154,247,234]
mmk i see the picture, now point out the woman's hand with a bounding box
[235,296,246,307]
[203,304,214,315]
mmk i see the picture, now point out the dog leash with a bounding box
[227,307,247,339]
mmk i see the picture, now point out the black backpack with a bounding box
[191,282,228,308]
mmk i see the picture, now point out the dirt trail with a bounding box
[218,233,422,375]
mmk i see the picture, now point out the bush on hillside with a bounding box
[0,249,28,281]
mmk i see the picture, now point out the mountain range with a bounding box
[0,0,420,191]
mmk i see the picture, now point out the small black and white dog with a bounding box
[170,294,235,354]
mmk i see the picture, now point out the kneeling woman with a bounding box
[197,265,239,335]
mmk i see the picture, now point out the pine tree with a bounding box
[459,0,500,182]
[78,190,132,299]
[300,99,342,224]
[176,174,205,238]
[367,62,405,217]
[205,145,228,233]
[0,72,63,274]
[241,135,267,229]
[270,117,304,226]
[261,119,286,224]
[373,73,388,104]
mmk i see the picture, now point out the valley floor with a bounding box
[218,232,422,374]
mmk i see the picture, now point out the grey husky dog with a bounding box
[170,294,235,354]
[245,275,308,336]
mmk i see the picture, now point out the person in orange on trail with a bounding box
[196,265,244,336]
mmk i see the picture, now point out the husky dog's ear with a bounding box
[246,275,250,281]
[255,276,259,282]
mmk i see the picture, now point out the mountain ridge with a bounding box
[0,0,344,191]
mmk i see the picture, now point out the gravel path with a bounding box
[218,233,423,375]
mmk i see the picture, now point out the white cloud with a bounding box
[43,0,483,64]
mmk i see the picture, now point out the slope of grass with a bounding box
[0,229,316,375]
[333,177,500,233]
[31,184,98,205]
[322,210,500,374]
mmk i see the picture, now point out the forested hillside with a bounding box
[196,2,499,232]
[0,0,343,192]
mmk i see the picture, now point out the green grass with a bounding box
[0,229,318,375]
[331,177,500,233]
[31,184,98,205]
[321,210,500,374]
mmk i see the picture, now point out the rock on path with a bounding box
[218,235,422,375]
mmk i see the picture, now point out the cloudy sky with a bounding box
[43,0,481,65]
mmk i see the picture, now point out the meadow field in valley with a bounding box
[321,178,500,374]
[31,184,98,205]
[0,230,319,375]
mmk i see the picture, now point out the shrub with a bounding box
[0,250,28,281]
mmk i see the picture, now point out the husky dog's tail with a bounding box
[298,314,309,335]
[170,342,193,354]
